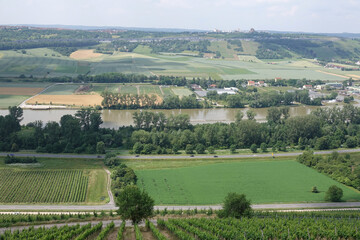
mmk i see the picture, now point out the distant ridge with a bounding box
[6,24,208,33]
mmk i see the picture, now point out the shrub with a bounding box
[325,185,343,202]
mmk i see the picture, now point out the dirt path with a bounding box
[316,70,348,79]
[159,86,165,95]
[136,85,140,95]
[104,168,115,206]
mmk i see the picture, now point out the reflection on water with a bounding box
[0,104,346,129]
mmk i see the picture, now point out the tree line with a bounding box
[3,104,360,155]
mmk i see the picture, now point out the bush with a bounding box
[195,144,205,154]
[230,144,236,154]
[207,146,215,154]
[260,143,267,152]
[325,185,343,202]
[250,144,257,153]
[217,192,252,219]
[185,144,194,154]
[311,186,319,193]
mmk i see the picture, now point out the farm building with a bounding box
[194,90,208,97]
[303,85,313,90]
[326,82,342,89]
[247,81,255,86]
[211,88,236,95]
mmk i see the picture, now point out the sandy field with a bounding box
[316,70,348,79]
[0,87,44,95]
[27,94,103,107]
[69,49,104,60]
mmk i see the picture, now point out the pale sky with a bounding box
[0,0,359,33]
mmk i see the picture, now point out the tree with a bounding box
[116,185,154,224]
[218,193,252,218]
[246,110,256,121]
[250,144,257,153]
[133,142,143,154]
[230,144,236,154]
[96,141,105,154]
[185,144,194,154]
[325,185,343,202]
[207,146,215,154]
[195,144,205,154]
[234,111,244,123]
[260,143,267,152]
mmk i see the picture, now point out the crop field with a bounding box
[0,157,108,204]
[0,169,88,203]
[40,84,80,95]
[70,49,104,60]
[139,85,162,96]
[120,85,138,94]
[170,87,193,97]
[136,160,360,205]
[27,94,103,107]
[0,95,30,108]
[0,46,351,80]
[158,217,360,240]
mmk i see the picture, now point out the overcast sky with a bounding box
[0,0,359,33]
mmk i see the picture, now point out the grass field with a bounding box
[0,158,108,204]
[0,95,30,108]
[136,160,360,205]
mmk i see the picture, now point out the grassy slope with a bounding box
[135,159,360,205]
[0,40,354,80]
[0,157,108,205]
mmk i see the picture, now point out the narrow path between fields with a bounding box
[104,168,115,206]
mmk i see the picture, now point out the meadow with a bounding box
[136,160,360,205]
[0,157,108,204]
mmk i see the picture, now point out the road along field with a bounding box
[0,157,108,205]
[135,159,360,205]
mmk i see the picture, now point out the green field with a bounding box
[136,160,360,205]
[0,158,108,204]
[41,84,80,95]
[0,95,29,108]
[120,85,138,94]
[139,85,162,96]
[0,46,351,81]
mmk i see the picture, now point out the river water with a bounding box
[0,105,339,129]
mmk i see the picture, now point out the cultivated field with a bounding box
[0,169,88,203]
[136,160,360,205]
[27,94,103,107]
[0,47,351,80]
[0,158,108,204]
[0,83,49,108]
[70,49,104,60]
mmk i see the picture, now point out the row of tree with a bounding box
[3,104,360,155]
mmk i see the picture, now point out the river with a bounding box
[0,104,341,129]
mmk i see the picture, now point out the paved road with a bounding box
[155,202,360,211]
[1,202,360,212]
[2,148,360,160]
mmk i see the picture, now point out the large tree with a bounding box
[116,185,154,224]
